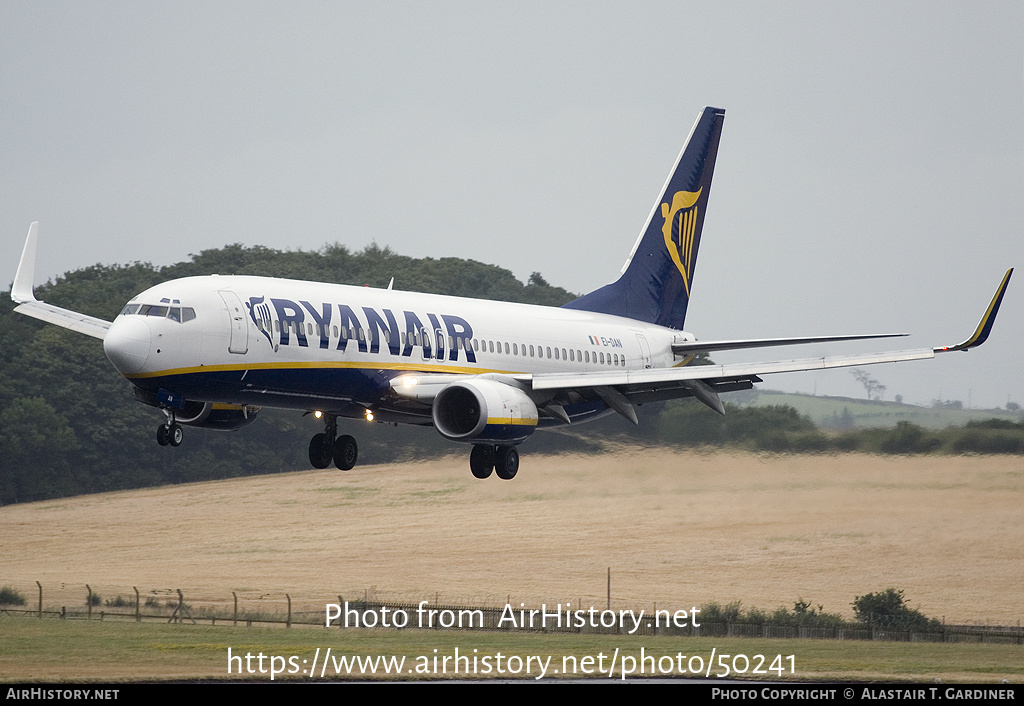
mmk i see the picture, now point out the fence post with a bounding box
[36,581,42,619]
[86,585,92,621]
[233,592,238,627]
[606,567,610,610]
[134,587,140,623]
[286,594,292,628]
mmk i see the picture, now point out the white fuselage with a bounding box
[103,274,692,419]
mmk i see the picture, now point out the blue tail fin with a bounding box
[564,106,725,329]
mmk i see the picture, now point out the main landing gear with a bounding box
[308,414,359,471]
[469,444,519,480]
[156,410,183,447]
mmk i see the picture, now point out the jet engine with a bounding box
[432,379,538,444]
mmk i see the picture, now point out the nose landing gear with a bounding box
[308,414,359,471]
[156,410,183,447]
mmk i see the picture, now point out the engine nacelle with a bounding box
[177,401,261,431]
[432,379,538,444]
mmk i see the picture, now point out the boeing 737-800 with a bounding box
[10,107,1012,480]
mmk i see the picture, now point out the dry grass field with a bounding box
[1,449,1021,625]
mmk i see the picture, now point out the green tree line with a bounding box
[0,243,574,504]
[1,244,1020,505]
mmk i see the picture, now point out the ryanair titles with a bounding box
[246,295,477,363]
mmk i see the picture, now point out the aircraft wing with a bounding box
[11,222,111,340]
[394,269,1012,423]
[520,268,1013,420]
[520,347,936,418]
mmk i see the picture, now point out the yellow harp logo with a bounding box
[661,187,702,296]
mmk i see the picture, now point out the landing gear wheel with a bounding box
[168,424,183,447]
[470,445,495,479]
[308,433,333,469]
[494,446,519,480]
[333,434,358,471]
[156,425,170,446]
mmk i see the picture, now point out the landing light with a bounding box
[365,409,374,422]
[314,410,323,419]
[402,376,419,387]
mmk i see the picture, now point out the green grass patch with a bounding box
[0,616,1019,682]
[749,391,1022,430]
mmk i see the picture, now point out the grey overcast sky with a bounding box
[2,1,1020,408]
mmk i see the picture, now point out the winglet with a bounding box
[935,268,1013,353]
[12,222,39,304]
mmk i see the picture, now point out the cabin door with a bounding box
[218,291,249,355]
[635,334,651,369]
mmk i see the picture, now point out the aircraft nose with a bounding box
[103,316,152,374]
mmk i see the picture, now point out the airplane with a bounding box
[10,107,1012,480]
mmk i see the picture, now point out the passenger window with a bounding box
[529,345,535,357]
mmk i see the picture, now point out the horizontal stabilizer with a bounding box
[672,332,906,356]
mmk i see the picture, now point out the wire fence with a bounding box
[1,582,1021,645]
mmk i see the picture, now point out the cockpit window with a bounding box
[121,303,196,323]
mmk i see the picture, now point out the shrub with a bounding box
[878,422,941,454]
[105,595,134,608]
[951,429,1024,454]
[698,598,844,627]
[700,601,743,623]
[852,588,941,630]
[0,586,27,606]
